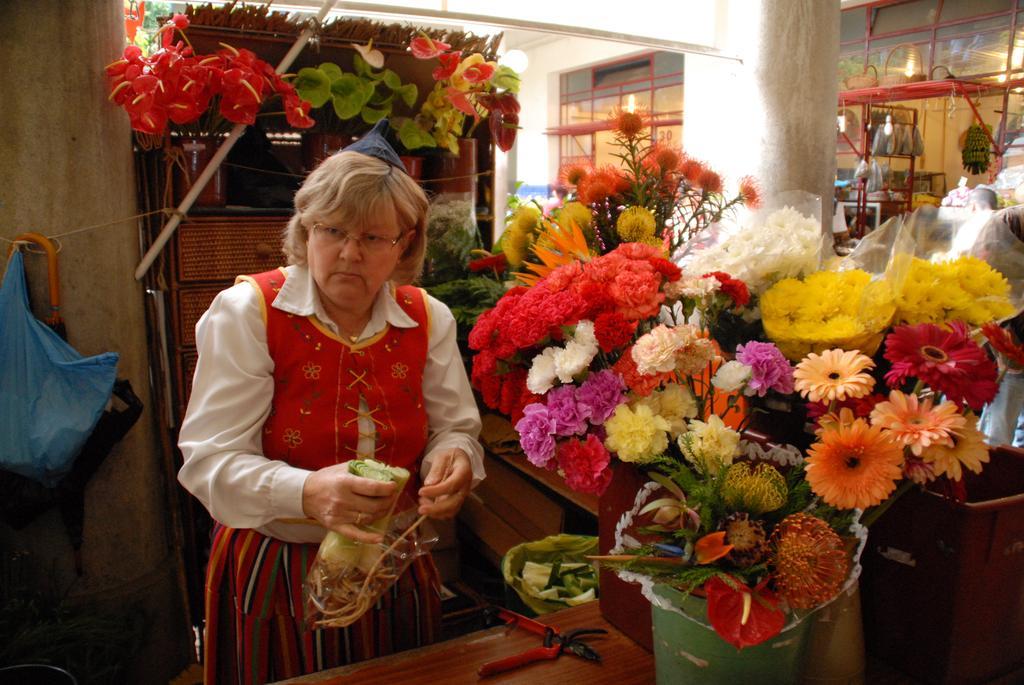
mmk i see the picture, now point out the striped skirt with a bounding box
[204,525,441,685]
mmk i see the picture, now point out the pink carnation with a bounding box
[736,341,794,396]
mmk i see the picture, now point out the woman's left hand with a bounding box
[417,449,473,519]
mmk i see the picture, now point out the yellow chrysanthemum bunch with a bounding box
[722,462,788,514]
[502,205,542,268]
[895,256,1014,326]
[615,206,659,245]
[761,269,895,360]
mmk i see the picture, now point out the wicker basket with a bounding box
[930,64,956,80]
[844,64,878,90]
[880,43,926,86]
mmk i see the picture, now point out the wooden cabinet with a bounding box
[165,214,289,417]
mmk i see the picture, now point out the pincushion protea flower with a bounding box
[771,513,849,610]
[723,513,769,567]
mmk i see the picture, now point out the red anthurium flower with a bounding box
[283,94,315,129]
[129,107,168,136]
[445,87,478,117]
[219,98,260,126]
[705,577,786,649]
[432,52,461,81]
[468,253,508,274]
[410,36,451,59]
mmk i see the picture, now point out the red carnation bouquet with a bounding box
[105,13,314,135]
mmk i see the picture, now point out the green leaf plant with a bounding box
[292,53,418,136]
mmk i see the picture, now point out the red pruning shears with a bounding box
[477,607,606,677]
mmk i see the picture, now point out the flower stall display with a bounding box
[551,110,757,259]
[401,35,521,154]
[106,14,314,136]
[468,195,1024,681]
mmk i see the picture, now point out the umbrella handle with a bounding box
[9,232,62,329]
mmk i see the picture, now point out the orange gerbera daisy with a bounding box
[805,418,904,509]
[771,513,849,610]
[794,349,876,403]
[919,413,990,481]
[869,390,965,456]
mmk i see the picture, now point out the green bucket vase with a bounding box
[651,584,815,685]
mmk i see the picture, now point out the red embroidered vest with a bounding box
[240,268,430,494]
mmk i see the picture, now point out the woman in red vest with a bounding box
[178,120,484,684]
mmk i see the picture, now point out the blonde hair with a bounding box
[283,151,428,284]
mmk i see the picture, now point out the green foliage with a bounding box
[292,54,418,134]
[426,277,506,333]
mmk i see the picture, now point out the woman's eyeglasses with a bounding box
[310,223,403,255]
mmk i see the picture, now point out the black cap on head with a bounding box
[345,119,404,170]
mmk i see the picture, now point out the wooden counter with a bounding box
[271,602,654,685]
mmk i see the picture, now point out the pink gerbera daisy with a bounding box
[883,321,999,411]
[869,390,966,456]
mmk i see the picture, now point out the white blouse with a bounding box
[177,264,485,543]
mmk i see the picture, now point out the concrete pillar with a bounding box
[686,0,840,230]
[0,1,191,683]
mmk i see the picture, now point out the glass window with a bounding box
[653,51,685,76]
[940,0,1013,22]
[594,59,650,88]
[1005,92,1024,141]
[560,103,568,125]
[622,90,652,113]
[563,135,592,158]
[934,30,1010,76]
[593,95,620,122]
[594,129,619,167]
[654,75,683,88]
[839,47,867,83]
[653,85,683,115]
[566,100,592,124]
[566,69,590,94]
[868,41,932,79]
[936,15,1011,37]
[654,125,682,148]
[1014,24,1024,69]
[841,9,866,43]
[871,0,939,34]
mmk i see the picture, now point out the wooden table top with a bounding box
[272,602,654,685]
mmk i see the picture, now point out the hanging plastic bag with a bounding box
[866,160,884,193]
[0,250,118,486]
[304,459,438,628]
[912,125,925,156]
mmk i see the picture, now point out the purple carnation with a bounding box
[515,402,557,468]
[576,369,626,425]
[736,341,794,397]
[546,385,588,436]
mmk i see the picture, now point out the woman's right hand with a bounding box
[302,463,398,543]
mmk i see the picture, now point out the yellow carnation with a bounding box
[678,415,740,474]
[604,403,670,463]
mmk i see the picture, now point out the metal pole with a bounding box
[133,0,338,281]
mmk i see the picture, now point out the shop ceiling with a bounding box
[185,0,743,61]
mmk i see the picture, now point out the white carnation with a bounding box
[712,360,752,392]
[527,347,558,394]
[554,340,596,382]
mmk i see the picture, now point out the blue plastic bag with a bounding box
[0,251,119,486]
